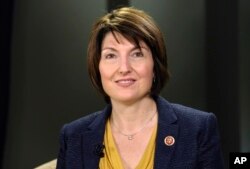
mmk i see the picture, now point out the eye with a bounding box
[104,53,117,59]
[132,50,144,57]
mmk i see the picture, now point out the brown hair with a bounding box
[87,7,170,102]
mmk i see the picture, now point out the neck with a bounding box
[110,97,157,132]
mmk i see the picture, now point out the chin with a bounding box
[114,96,137,102]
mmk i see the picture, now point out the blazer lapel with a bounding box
[154,97,179,169]
[81,105,111,169]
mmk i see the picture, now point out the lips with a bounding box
[115,78,136,87]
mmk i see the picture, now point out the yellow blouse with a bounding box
[99,119,157,169]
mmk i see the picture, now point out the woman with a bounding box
[56,7,224,169]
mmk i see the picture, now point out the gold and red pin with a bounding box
[164,136,175,146]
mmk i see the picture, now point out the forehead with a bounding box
[101,31,148,49]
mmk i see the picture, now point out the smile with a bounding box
[115,79,136,87]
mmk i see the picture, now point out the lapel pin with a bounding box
[164,136,175,146]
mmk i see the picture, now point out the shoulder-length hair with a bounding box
[87,7,170,103]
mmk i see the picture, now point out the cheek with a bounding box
[99,63,113,82]
[140,62,154,79]
[99,64,106,81]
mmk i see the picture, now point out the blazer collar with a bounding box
[154,96,179,169]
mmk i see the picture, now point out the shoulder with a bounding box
[156,96,217,129]
[172,103,216,122]
[170,103,219,136]
[60,111,103,137]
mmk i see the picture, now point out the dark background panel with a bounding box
[2,1,106,168]
[206,0,240,167]
[0,0,14,167]
[239,0,250,153]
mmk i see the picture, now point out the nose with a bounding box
[118,56,131,75]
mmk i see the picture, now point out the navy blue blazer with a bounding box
[56,96,224,169]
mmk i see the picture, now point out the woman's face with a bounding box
[99,32,154,104]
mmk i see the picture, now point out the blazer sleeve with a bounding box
[56,125,67,169]
[198,113,224,169]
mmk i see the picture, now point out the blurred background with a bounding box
[0,0,249,168]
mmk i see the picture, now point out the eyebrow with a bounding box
[101,45,149,52]
[101,47,117,52]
